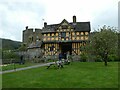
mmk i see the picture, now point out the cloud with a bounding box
[0,1,45,41]
[0,0,119,41]
[118,1,120,31]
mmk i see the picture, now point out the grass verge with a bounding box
[2,62,118,88]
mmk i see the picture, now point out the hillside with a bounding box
[0,38,22,50]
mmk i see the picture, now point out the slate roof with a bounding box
[41,19,91,33]
[28,41,42,49]
[42,24,59,33]
[71,22,91,32]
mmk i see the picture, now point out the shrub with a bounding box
[80,53,88,62]
[68,55,73,62]
[3,51,20,59]
[108,54,119,62]
[94,55,103,62]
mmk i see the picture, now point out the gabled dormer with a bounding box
[56,19,74,32]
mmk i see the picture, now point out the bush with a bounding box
[2,50,20,64]
[94,55,103,62]
[108,54,119,62]
[80,53,88,62]
[72,55,80,61]
[68,55,73,62]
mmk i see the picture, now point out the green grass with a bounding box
[1,62,41,71]
[2,62,118,88]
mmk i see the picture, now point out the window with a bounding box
[66,38,68,40]
[44,38,46,41]
[76,37,79,40]
[64,29,66,31]
[56,33,58,36]
[48,34,50,36]
[51,37,54,40]
[67,29,69,31]
[61,32,66,38]
[72,37,75,40]
[56,38,58,40]
[48,38,50,40]
[66,32,69,37]
[72,32,75,35]
[85,32,88,35]
[50,46,54,51]
[52,33,54,36]
[81,36,84,40]
[62,38,64,41]
[81,32,84,35]
[76,32,79,35]
[85,36,88,40]
[44,34,46,36]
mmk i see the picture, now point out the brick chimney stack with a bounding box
[26,26,28,30]
[73,15,76,23]
[44,22,47,28]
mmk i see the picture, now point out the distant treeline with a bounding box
[0,38,22,50]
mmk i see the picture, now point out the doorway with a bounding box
[60,43,72,59]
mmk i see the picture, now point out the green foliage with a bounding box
[94,55,103,62]
[82,25,118,64]
[3,50,20,60]
[108,54,119,62]
[18,43,27,51]
[80,52,88,62]
[68,55,73,61]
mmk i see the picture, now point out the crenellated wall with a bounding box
[23,27,42,45]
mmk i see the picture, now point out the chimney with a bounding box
[44,22,47,28]
[26,26,28,30]
[73,15,76,23]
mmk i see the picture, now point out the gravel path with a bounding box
[0,62,55,74]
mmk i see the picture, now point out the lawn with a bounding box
[2,62,119,88]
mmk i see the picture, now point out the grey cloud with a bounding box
[118,1,120,31]
[91,7,118,31]
[0,0,119,41]
[0,2,45,41]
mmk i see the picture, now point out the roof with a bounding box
[27,41,42,49]
[41,19,91,33]
[71,22,91,32]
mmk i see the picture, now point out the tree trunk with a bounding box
[104,51,108,66]
[104,60,107,66]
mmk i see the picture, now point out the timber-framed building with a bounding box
[23,16,91,59]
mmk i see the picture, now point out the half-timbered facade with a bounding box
[23,16,91,59]
[42,16,91,57]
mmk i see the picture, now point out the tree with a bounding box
[84,25,118,66]
[18,43,27,51]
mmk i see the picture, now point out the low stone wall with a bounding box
[44,55,58,62]
[71,55,80,61]
[44,55,81,62]
[2,59,20,64]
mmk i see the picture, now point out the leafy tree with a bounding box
[2,50,19,59]
[18,43,27,51]
[83,25,118,66]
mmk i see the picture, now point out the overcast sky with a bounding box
[0,0,119,42]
